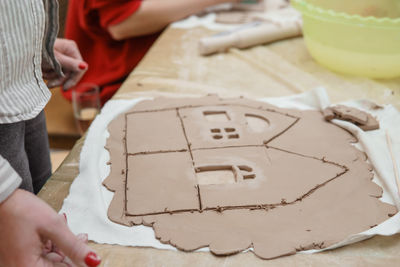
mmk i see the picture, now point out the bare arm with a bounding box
[108,0,239,40]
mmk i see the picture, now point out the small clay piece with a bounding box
[103,96,396,260]
[322,107,335,121]
[358,114,379,131]
[323,105,380,131]
[332,105,368,125]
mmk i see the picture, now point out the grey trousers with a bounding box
[0,111,52,194]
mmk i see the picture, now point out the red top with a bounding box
[64,0,160,104]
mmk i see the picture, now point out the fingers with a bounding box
[43,239,53,254]
[63,70,84,90]
[77,233,89,244]
[44,215,89,267]
[53,39,88,90]
[54,39,83,62]
[45,252,65,263]
[42,71,60,80]
[40,215,101,267]
[55,50,87,74]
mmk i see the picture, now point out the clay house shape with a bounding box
[123,103,344,216]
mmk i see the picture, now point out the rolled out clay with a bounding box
[103,96,396,260]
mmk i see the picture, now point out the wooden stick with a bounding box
[386,130,400,197]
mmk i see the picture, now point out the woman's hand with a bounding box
[0,189,101,267]
[44,38,88,90]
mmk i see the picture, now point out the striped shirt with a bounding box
[0,0,61,202]
[0,0,61,124]
[0,155,21,203]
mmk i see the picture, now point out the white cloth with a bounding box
[60,87,400,254]
[171,4,301,31]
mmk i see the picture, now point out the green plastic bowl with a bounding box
[292,0,400,79]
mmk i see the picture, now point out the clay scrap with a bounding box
[103,96,396,260]
[323,105,380,131]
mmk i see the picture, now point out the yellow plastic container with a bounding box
[292,0,400,79]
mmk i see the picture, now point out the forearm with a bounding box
[108,0,238,40]
[0,156,22,203]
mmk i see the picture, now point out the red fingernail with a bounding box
[85,252,101,267]
[79,62,88,70]
[63,213,67,222]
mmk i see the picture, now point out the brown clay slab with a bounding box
[269,110,359,165]
[103,96,397,260]
[323,105,380,131]
[126,110,188,154]
[332,105,369,125]
[126,152,199,216]
[194,147,345,209]
[180,105,297,149]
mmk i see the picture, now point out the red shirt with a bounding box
[64,0,160,104]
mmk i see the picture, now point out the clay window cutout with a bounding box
[245,114,270,133]
[210,127,240,140]
[196,166,236,185]
[228,134,240,139]
[203,111,230,122]
[224,128,236,133]
[243,174,256,179]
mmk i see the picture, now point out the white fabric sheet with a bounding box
[171,4,301,31]
[60,87,400,254]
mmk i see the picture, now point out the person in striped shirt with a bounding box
[0,0,101,266]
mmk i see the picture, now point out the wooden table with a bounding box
[39,26,400,266]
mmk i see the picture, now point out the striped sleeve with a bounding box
[0,155,22,203]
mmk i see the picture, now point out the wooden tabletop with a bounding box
[39,26,400,266]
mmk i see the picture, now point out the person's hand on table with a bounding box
[44,38,88,90]
[0,189,101,267]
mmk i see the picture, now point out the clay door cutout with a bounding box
[196,165,256,185]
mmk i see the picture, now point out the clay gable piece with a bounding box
[194,147,345,209]
[180,105,297,149]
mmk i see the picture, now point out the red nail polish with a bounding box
[63,213,67,222]
[85,252,101,267]
[79,62,88,70]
